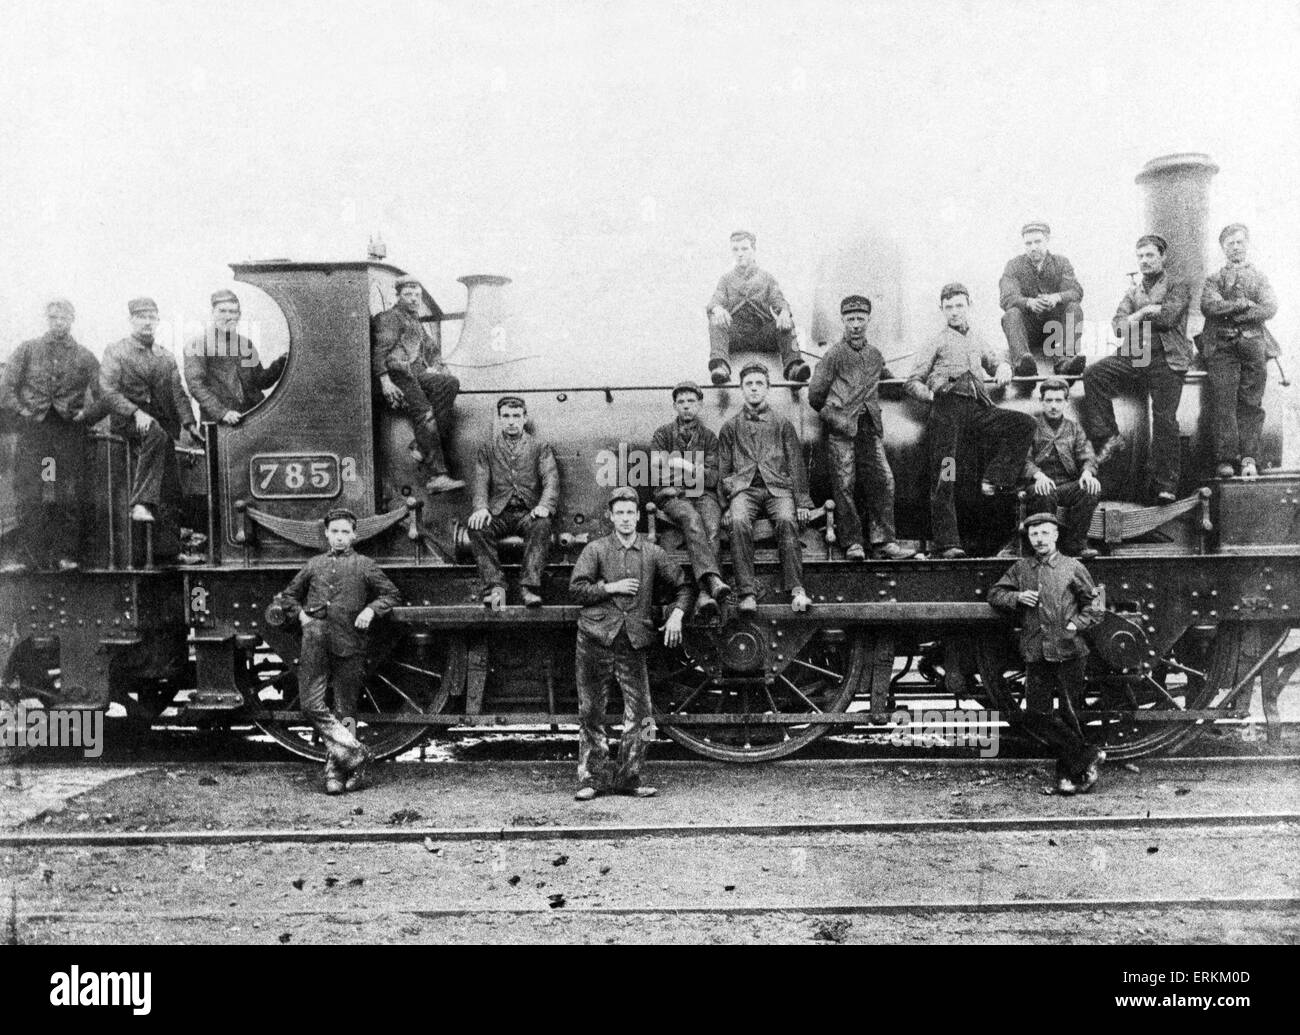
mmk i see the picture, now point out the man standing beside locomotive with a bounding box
[1022,378,1101,559]
[183,289,286,427]
[1201,223,1280,479]
[271,507,402,795]
[569,487,692,800]
[719,363,814,612]
[907,284,1035,559]
[0,298,101,572]
[650,381,731,617]
[807,294,915,562]
[1082,234,1193,503]
[372,276,464,494]
[989,512,1106,794]
[706,230,810,386]
[998,221,1087,377]
[99,297,203,563]
[467,395,560,609]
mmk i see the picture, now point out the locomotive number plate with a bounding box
[250,452,342,500]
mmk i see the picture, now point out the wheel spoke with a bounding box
[669,675,710,714]
[391,660,442,682]
[786,656,844,682]
[778,674,822,714]
[374,671,422,713]
[1142,674,1185,710]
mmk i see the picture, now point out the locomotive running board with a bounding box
[390,602,1001,626]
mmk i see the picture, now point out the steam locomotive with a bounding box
[2,153,1296,764]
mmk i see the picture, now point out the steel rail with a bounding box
[4,812,1297,849]
[13,895,1299,924]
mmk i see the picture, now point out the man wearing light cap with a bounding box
[998,222,1086,377]
[0,298,101,572]
[706,230,809,385]
[371,275,463,494]
[989,512,1106,794]
[650,380,731,615]
[808,295,915,561]
[1082,234,1193,503]
[1200,223,1280,479]
[183,289,287,427]
[100,297,202,562]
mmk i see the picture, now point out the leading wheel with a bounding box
[244,628,464,762]
[651,619,865,762]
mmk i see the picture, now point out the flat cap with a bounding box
[45,297,75,317]
[939,282,970,302]
[738,362,770,383]
[671,380,704,400]
[324,507,358,526]
[1020,511,1063,532]
[1021,221,1051,236]
[394,275,422,291]
[1219,223,1249,245]
[607,486,639,507]
[127,297,159,315]
[210,289,240,307]
[496,395,527,411]
[840,294,872,315]
[1136,234,1168,254]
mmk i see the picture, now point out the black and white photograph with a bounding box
[1,0,1296,993]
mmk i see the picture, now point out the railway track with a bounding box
[5,810,1298,848]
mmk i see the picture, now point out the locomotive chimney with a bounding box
[448,274,518,383]
[1135,153,1219,337]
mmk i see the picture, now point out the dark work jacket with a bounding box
[718,404,813,508]
[100,335,195,437]
[1111,272,1195,372]
[807,335,885,438]
[183,328,285,422]
[650,417,720,507]
[1022,415,1097,484]
[0,332,100,421]
[569,532,692,648]
[988,551,1104,662]
[1200,263,1281,360]
[371,304,445,380]
[998,252,1084,311]
[472,431,561,516]
[275,547,402,657]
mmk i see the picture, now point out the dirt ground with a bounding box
[3,753,1297,944]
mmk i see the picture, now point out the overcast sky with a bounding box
[2,0,1296,382]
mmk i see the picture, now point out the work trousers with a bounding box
[298,619,366,759]
[1082,352,1184,496]
[827,423,896,549]
[927,394,1035,551]
[12,413,87,567]
[385,368,460,476]
[575,629,653,791]
[1207,337,1267,465]
[658,494,723,582]
[119,420,181,511]
[1029,480,1099,555]
[468,504,552,590]
[1018,656,1098,781]
[727,486,803,596]
[708,321,800,377]
[1001,303,1085,369]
